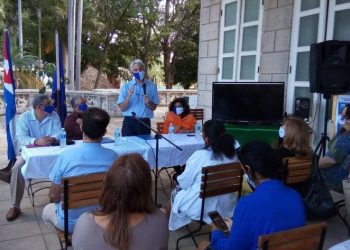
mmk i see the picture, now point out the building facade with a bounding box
[198,0,350,138]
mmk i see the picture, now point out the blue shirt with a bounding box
[16,110,62,149]
[49,142,118,233]
[211,180,305,250]
[117,79,159,118]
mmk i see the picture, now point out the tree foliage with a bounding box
[1,0,200,89]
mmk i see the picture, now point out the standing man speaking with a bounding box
[117,59,159,136]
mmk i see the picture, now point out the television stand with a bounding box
[224,123,279,146]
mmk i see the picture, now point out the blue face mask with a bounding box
[175,107,184,115]
[42,105,55,114]
[78,103,88,111]
[133,71,145,81]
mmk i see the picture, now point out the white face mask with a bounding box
[279,126,285,138]
[175,107,184,115]
[339,114,346,126]
[244,173,256,190]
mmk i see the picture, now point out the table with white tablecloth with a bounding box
[21,134,204,179]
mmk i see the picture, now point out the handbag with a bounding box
[300,155,337,219]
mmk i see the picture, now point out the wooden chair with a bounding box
[156,122,165,134]
[190,108,204,125]
[284,157,350,235]
[56,172,106,249]
[258,222,327,250]
[284,157,312,185]
[176,162,243,250]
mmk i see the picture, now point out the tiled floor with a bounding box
[0,109,349,249]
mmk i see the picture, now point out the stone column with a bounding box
[197,0,221,120]
[259,0,294,100]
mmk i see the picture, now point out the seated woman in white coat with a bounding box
[169,119,238,230]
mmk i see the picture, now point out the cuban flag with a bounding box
[3,30,17,160]
[51,32,67,127]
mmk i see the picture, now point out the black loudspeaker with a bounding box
[310,40,350,95]
[294,97,310,120]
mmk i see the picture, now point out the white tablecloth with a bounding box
[144,134,204,168]
[21,134,204,179]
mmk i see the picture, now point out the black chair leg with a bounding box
[176,223,211,250]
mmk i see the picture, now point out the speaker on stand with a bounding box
[309,40,350,157]
[310,40,350,95]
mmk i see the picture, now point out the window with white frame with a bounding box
[218,0,262,81]
[287,0,350,114]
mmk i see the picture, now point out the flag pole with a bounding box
[55,31,61,124]
[55,31,60,91]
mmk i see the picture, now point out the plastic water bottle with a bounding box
[114,128,121,146]
[168,123,175,139]
[59,128,67,148]
[195,121,202,140]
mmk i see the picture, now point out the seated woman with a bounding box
[201,141,305,250]
[169,120,238,230]
[163,97,196,133]
[72,154,169,250]
[319,104,350,192]
[64,95,88,141]
[276,116,312,158]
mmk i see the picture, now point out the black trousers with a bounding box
[121,116,151,136]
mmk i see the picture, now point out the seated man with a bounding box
[42,107,118,233]
[64,95,87,141]
[199,141,305,250]
[6,94,62,221]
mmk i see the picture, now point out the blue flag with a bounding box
[3,30,17,160]
[51,32,67,126]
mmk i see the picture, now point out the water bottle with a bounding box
[195,121,202,140]
[114,128,121,146]
[168,123,175,139]
[59,128,67,148]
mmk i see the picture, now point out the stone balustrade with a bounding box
[0,89,198,117]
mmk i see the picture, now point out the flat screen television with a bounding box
[212,82,285,124]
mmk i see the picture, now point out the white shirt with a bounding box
[169,148,238,230]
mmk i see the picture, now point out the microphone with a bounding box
[143,83,146,96]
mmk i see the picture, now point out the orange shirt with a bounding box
[163,111,196,134]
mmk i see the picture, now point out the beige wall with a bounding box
[198,0,295,120]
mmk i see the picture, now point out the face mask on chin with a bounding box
[42,105,55,114]
[244,172,256,191]
[133,71,145,81]
[175,107,184,115]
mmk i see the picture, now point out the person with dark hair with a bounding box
[64,95,87,140]
[5,94,62,221]
[319,104,350,191]
[337,104,350,130]
[42,107,118,233]
[117,59,159,136]
[276,116,312,158]
[72,154,168,250]
[200,141,305,250]
[163,97,196,133]
[169,120,238,230]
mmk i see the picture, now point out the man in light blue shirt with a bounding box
[6,94,62,221]
[42,107,118,233]
[117,59,159,136]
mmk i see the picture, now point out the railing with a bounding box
[0,89,198,117]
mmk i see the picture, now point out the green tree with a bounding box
[156,0,200,89]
